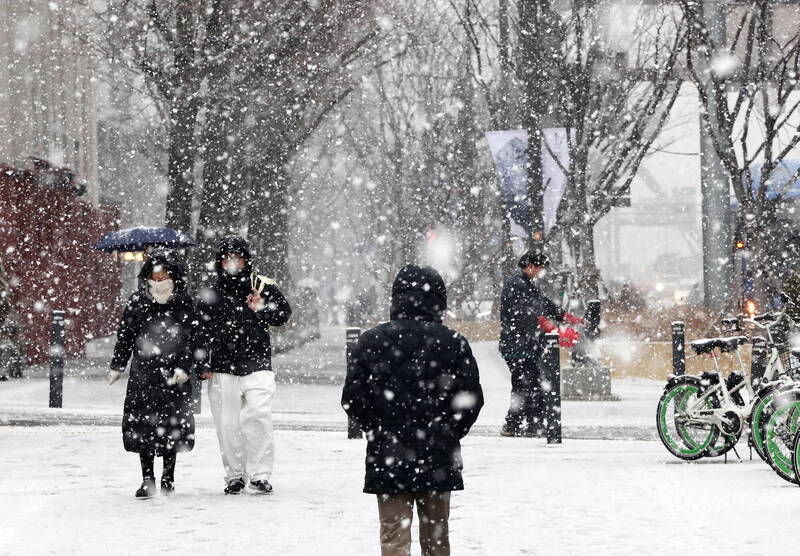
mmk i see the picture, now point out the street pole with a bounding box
[699,0,733,312]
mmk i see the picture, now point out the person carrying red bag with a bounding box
[499,251,583,437]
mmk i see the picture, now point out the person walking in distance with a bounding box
[108,248,196,498]
[342,264,484,556]
[196,235,291,495]
[499,250,583,437]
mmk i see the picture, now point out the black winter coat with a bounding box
[342,264,484,495]
[110,253,196,455]
[196,236,291,376]
[499,270,563,358]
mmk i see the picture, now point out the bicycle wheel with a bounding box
[657,381,718,460]
[792,428,800,487]
[749,385,777,462]
[762,392,800,484]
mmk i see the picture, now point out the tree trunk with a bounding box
[164,0,200,233]
[164,99,200,233]
[192,99,245,285]
[247,156,291,286]
[577,224,600,300]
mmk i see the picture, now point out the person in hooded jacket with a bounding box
[196,235,291,495]
[499,250,583,437]
[342,264,484,556]
[108,248,196,498]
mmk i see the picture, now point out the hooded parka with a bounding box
[499,270,563,358]
[342,264,484,494]
[110,249,196,455]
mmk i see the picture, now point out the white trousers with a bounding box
[208,371,276,483]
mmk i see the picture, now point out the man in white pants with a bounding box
[197,236,291,495]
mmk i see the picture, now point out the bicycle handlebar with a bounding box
[721,292,796,331]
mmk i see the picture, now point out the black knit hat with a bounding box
[518,250,550,269]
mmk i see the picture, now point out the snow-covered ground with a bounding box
[1,426,797,556]
[0,341,661,437]
[5,335,788,555]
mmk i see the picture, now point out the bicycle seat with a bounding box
[690,336,748,354]
[753,312,779,323]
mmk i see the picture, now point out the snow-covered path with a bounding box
[0,341,662,437]
[1,426,797,555]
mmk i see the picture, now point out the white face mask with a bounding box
[536,269,548,280]
[148,279,174,304]
[224,260,243,276]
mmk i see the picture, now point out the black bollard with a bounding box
[191,371,202,415]
[671,321,685,376]
[49,310,66,408]
[346,327,362,439]
[542,331,562,444]
[751,336,767,389]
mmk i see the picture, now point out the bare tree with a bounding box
[680,0,800,299]
[95,0,385,285]
[292,3,505,317]
[455,0,686,299]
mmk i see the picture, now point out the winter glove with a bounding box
[167,368,190,386]
[562,312,586,326]
[559,327,581,348]
[107,370,122,385]
[537,316,558,333]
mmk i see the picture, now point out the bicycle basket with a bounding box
[778,348,800,374]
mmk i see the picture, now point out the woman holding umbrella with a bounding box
[107,248,196,498]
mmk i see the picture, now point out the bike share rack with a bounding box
[670,320,769,462]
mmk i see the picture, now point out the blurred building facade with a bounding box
[0,0,99,203]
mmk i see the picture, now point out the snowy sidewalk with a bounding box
[0,340,663,439]
[1,426,794,556]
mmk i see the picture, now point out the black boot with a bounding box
[224,478,246,495]
[248,479,273,495]
[160,479,175,495]
[137,452,156,498]
[161,452,176,495]
[135,478,156,499]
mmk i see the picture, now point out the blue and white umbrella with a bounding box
[92,226,197,253]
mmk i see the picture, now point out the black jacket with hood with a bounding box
[342,264,484,494]
[196,235,292,376]
[499,270,563,358]
[110,248,196,454]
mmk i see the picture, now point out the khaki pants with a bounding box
[377,492,451,556]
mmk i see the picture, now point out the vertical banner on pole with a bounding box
[345,327,362,439]
[485,130,531,246]
[49,310,65,408]
[485,128,574,244]
[540,128,573,237]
